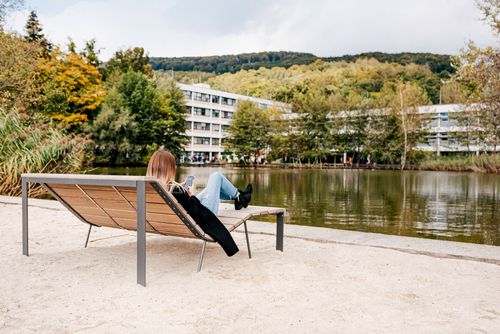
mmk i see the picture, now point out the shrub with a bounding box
[0,108,91,197]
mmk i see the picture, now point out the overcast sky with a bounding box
[5,0,498,60]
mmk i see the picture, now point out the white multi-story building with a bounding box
[178,83,291,161]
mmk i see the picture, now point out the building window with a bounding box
[193,122,210,131]
[183,90,192,100]
[222,111,233,119]
[221,97,236,106]
[212,109,220,118]
[185,106,192,114]
[211,95,220,104]
[194,92,210,102]
[194,137,210,145]
[185,121,192,130]
[212,124,220,132]
[222,125,230,132]
[212,138,220,145]
[193,107,210,117]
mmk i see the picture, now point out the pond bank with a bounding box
[180,154,500,173]
[1,196,499,333]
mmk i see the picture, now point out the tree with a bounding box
[105,47,153,77]
[227,100,274,161]
[91,71,188,164]
[157,79,189,157]
[378,81,430,168]
[24,10,52,55]
[452,1,500,153]
[80,38,101,68]
[454,43,500,152]
[90,105,140,165]
[293,89,332,163]
[38,49,106,129]
[365,111,403,164]
[0,31,44,112]
[476,0,500,35]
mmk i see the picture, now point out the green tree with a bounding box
[90,105,140,165]
[227,100,274,161]
[365,112,403,164]
[293,90,332,163]
[105,47,153,77]
[378,81,430,168]
[157,79,189,157]
[80,38,101,68]
[91,71,188,164]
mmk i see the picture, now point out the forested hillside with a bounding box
[150,51,317,73]
[150,51,453,75]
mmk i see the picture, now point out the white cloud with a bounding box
[5,0,498,60]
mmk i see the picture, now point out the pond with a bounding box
[91,167,500,246]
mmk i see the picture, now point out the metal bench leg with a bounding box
[136,181,146,286]
[22,179,29,256]
[244,221,251,259]
[197,240,207,272]
[84,224,92,248]
[276,213,284,251]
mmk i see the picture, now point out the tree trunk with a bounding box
[400,89,407,170]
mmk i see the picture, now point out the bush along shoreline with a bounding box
[415,154,500,173]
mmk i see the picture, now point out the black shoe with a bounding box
[234,184,253,210]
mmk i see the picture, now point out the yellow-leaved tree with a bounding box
[38,49,106,129]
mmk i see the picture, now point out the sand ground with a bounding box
[0,195,499,333]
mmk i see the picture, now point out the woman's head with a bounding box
[147,149,176,186]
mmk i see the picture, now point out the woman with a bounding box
[146,148,252,215]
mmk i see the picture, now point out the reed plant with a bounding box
[417,154,500,173]
[0,109,91,197]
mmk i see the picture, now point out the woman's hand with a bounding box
[186,186,195,197]
[180,181,195,196]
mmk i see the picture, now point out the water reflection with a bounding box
[93,167,499,245]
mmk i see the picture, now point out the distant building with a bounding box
[284,103,491,155]
[415,104,488,154]
[178,83,291,161]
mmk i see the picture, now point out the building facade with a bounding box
[179,83,291,161]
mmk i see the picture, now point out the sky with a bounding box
[4,0,499,60]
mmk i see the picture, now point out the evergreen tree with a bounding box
[24,10,51,55]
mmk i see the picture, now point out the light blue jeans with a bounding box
[196,172,239,215]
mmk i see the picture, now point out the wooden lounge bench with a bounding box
[21,173,286,286]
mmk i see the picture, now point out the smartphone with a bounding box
[184,175,194,190]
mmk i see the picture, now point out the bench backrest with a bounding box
[22,174,211,241]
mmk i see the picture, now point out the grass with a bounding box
[0,108,90,197]
[416,154,500,173]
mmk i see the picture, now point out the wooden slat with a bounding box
[78,213,115,227]
[149,222,197,238]
[117,190,166,204]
